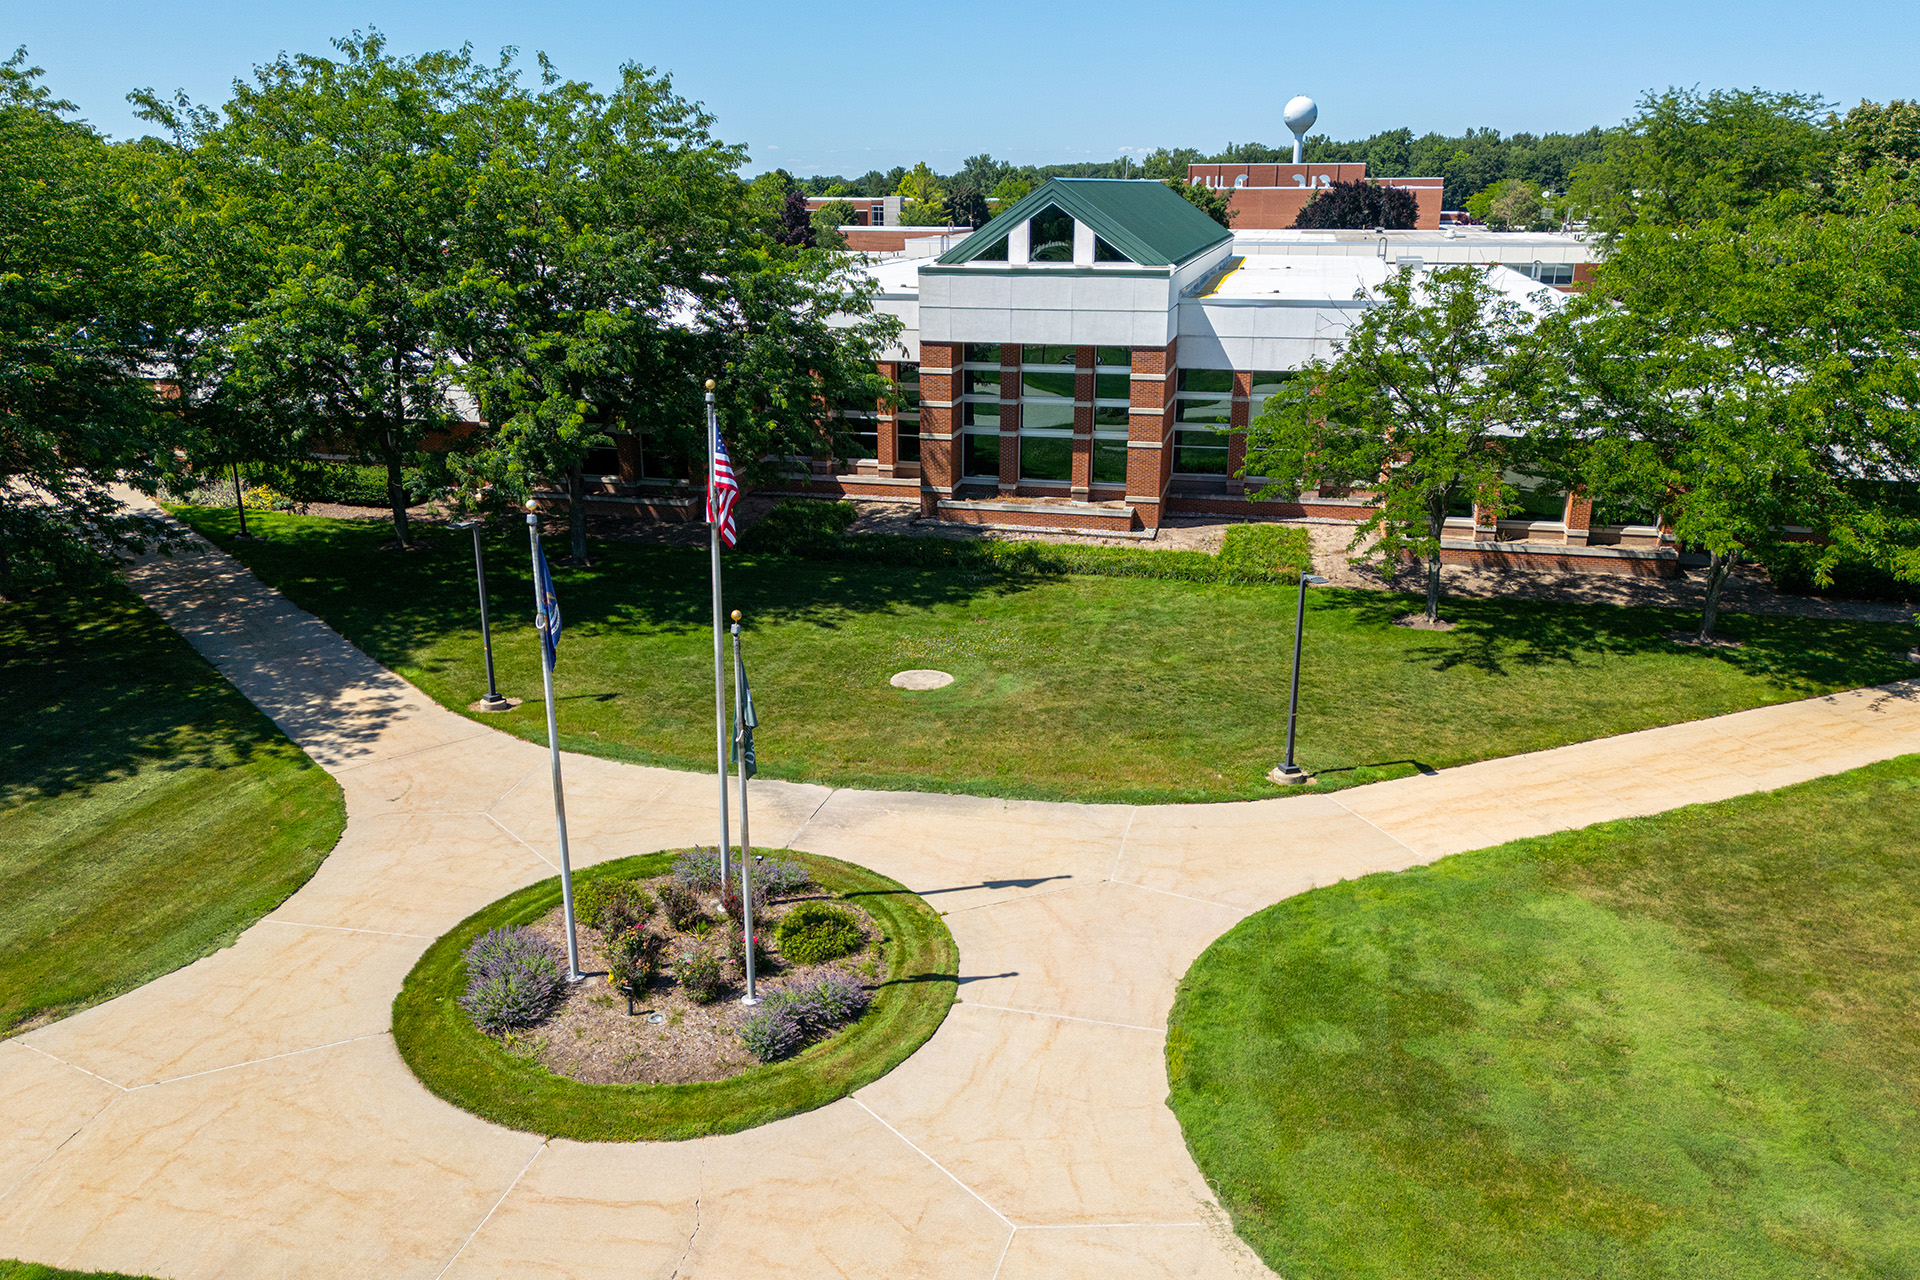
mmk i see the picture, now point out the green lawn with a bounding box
[1167,756,1920,1279]
[0,580,346,1035]
[0,1263,160,1280]
[172,506,1915,804]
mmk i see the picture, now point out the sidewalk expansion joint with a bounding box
[136,1031,392,1090]
[434,1138,547,1279]
[486,811,561,872]
[1325,796,1427,859]
[1108,880,1244,911]
[781,788,839,849]
[957,1001,1163,1035]
[260,918,433,940]
[1105,806,1138,884]
[16,1040,130,1092]
[852,1097,1014,1231]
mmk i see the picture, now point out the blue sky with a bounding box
[14,1,1917,175]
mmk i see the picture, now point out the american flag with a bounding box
[708,432,740,547]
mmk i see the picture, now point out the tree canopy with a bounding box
[1291,180,1418,230]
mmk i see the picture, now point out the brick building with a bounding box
[578,177,1655,573]
[1185,162,1447,231]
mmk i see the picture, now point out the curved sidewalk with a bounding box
[5,512,1919,1279]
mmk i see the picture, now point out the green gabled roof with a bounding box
[935,178,1232,268]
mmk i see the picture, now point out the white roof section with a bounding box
[1233,226,1596,266]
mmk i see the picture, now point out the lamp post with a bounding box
[1270,572,1329,785]
[452,518,512,712]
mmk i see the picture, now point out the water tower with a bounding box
[1283,95,1318,164]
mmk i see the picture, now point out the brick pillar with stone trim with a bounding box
[875,360,897,478]
[614,432,643,484]
[1564,490,1593,546]
[1228,370,1251,493]
[918,343,960,518]
[1128,340,1176,530]
[1071,347,1094,499]
[999,345,1021,495]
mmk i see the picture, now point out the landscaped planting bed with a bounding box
[393,849,956,1141]
[472,849,885,1085]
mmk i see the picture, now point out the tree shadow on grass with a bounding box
[178,509,1052,678]
[1331,588,1916,693]
[0,579,290,802]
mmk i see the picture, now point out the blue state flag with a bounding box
[534,544,563,670]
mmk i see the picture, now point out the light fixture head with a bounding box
[1304,574,1329,585]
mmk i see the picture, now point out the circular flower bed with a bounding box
[393,849,957,1141]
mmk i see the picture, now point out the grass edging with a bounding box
[392,849,957,1141]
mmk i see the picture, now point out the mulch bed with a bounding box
[511,875,883,1086]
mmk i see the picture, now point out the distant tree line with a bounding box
[789,126,1616,221]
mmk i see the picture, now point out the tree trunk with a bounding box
[232,460,249,538]
[384,440,411,548]
[1697,548,1738,642]
[1424,503,1447,623]
[0,539,13,602]
[567,465,589,565]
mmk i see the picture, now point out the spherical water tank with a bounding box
[1283,95,1319,138]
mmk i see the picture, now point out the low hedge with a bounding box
[740,499,1313,585]
[391,849,957,1142]
[252,460,434,508]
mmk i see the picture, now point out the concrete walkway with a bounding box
[6,513,1920,1279]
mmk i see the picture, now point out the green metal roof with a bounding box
[935,178,1232,268]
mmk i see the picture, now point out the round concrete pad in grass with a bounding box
[392,850,956,1142]
[890,669,954,690]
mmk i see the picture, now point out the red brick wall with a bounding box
[1127,341,1176,529]
[918,342,960,516]
[1186,163,1445,231]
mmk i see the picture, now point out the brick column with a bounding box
[1071,347,1094,499]
[1128,340,1176,530]
[1564,490,1593,546]
[999,345,1021,495]
[614,432,643,484]
[1471,479,1500,542]
[1228,370,1251,493]
[876,360,897,478]
[917,342,960,518]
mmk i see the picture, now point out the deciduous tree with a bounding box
[0,50,182,596]
[1242,265,1551,623]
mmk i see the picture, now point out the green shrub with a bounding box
[574,878,655,934]
[658,881,703,931]
[738,499,1312,585]
[775,901,864,965]
[677,945,727,1003]
[250,460,435,508]
[603,927,664,1000]
[1762,542,1920,604]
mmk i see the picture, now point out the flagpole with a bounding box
[707,380,731,886]
[731,609,758,1005]
[527,501,583,983]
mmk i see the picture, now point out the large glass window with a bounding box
[1094,236,1131,263]
[1022,369,1075,399]
[963,343,1002,365]
[1174,368,1234,474]
[895,363,920,463]
[1029,207,1074,261]
[1091,349,1132,484]
[1020,436,1072,482]
[1021,401,1074,430]
[1177,369,1233,394]
[1173,430,1231,475]
[962,402,1001,429]
[1022,345,1076,368]
[962,433,1000,479]
[965,370,1004,397]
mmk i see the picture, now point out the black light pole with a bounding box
[454,518,512,712]
[1271,571,1329,785]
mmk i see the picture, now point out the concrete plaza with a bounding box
[5,508,1919,1278]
